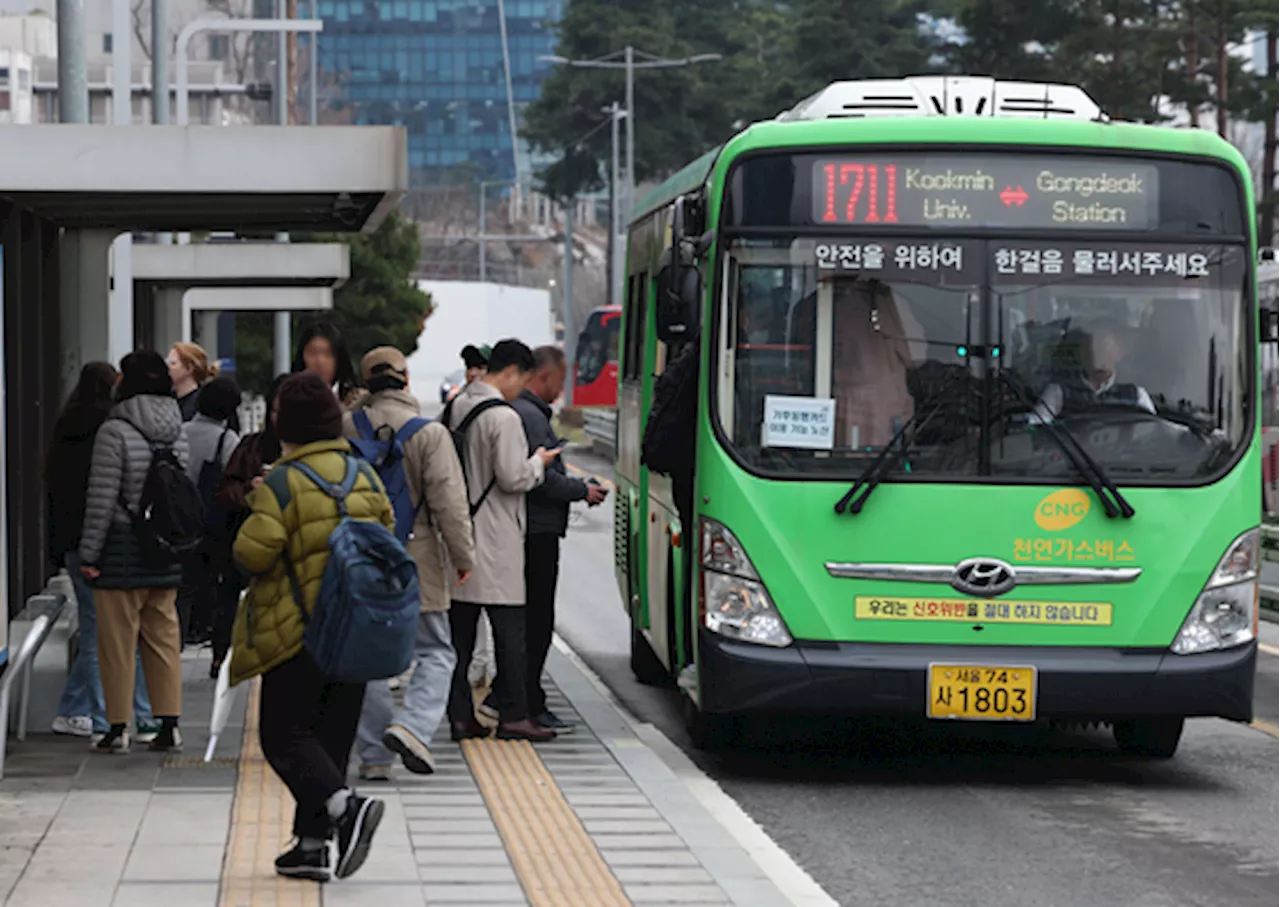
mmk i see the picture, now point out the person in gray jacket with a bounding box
[179,376,242,655]
[480,346,607,733]
[79,350,189,755]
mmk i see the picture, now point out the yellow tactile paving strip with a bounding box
[464,738,632,907]
[219,678,321,907]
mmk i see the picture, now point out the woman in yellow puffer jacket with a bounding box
[231,372,395,884]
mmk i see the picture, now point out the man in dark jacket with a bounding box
[481,346,607,733]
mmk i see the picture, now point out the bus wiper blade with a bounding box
[999,372,1135,520]
[834,401,945,516]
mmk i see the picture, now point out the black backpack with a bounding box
[642,339,699,476]
[116,420,205,564]
[196,428,233,539]
[441,396,512,517]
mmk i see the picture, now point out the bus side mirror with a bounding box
[1264,310,1279,343]
[656,196,712,344]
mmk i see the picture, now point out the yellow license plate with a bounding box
[927,664,1037,722]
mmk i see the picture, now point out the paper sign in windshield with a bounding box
[763,396,835,450]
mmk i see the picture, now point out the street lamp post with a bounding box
[539,47,721,241]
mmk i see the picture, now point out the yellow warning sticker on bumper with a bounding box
[855,596,1112,627]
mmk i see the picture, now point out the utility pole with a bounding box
[152,0,168,124]
[562,201,575,407]
[606,102,624,308]
[154,0,172,247]
[540,47,721,247]
[479,181,487,282]
[309,0,319,125]
[56,0,87,123]
[274,0,292,378]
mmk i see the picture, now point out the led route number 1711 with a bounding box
[820,162,900,224]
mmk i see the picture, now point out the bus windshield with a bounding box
[718,237,1249,484]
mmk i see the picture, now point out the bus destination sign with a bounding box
[811,155,1159,231]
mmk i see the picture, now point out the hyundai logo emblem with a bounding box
[951,557,1017,597]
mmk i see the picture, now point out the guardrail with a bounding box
[0,577,71,778]
[582,408,618,458]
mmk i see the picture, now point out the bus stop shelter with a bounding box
[130,240,351,355]
[0,123,407,666]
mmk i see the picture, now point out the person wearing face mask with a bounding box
[292,321,362,407]
[1036,319,1155,420]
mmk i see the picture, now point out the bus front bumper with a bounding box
[697,629,1256,723]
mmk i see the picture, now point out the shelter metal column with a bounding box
[58,229,115,397]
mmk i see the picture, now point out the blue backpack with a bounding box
[349,411,431,543]
[265,456,420,683]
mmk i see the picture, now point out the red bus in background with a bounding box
[573,305,621,407]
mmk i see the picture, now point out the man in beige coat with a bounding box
[443,339,561,743]
[345,348,476,778]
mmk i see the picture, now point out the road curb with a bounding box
[549,635,840,907]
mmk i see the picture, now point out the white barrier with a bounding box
[582,408,617,457]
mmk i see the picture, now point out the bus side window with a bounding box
[623,274,649,383]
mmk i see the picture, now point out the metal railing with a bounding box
[0,577,72,778]
[582,408,618,457]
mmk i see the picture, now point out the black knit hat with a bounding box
[196,376,242,422]
[275,372,343,445]
[116,350,173,402]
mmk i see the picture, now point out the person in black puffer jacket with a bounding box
[79,351,189,755]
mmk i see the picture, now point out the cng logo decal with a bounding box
[1034,489,1091,531]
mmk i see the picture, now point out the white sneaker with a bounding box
[52,715,94,737]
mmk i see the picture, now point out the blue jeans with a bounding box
[357,611,456,765]
[57,555,154,733]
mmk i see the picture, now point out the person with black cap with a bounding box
[78,350,189,755]
[343,347,475,780]
[460,344,490,388]
[232,371,393,883]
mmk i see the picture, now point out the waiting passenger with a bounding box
[46,362,158,743]
[292,320,362,407]
[78,351,188,755]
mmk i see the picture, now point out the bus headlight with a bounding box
[1171,529,1259,655]
[700,518,792,647]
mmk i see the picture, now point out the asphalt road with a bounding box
[556,449,1279,907]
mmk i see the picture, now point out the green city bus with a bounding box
[613,76,1268,758]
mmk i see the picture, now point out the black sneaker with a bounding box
[147,725,183,753]
[275,841,331,883]
[534,710,576,735]
[334,795,385,880]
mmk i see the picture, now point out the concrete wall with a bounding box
[407,280,553,399]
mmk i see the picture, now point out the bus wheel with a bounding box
[630,627,671,687]
[1113,718,1184,759]
[684,699,738,753]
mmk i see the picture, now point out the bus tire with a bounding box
[630,627,671,687]
[684,699,737,753]
[1113,717,1184,759]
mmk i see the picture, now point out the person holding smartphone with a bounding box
[479,346,607,735]
[442,339,561,743]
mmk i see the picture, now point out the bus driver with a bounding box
[1035,319,1156,420]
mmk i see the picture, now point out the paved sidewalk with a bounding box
[1,642,812,907]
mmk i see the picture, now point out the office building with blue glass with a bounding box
[316,0,563,186]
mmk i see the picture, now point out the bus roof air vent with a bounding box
[776,76,1108,123]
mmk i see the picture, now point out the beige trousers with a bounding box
[95,587,183,725]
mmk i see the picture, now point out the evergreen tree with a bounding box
[233,211,433,393]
